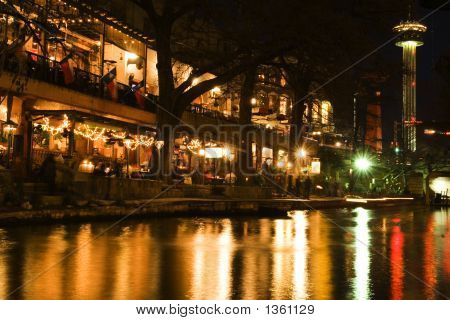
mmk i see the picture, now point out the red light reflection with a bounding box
[390,225,404,300]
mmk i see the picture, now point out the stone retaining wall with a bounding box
[74,173,164,200]
[72,173,274,201]
[0,198,419,226]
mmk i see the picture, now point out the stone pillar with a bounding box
[68,116,75,158]
[17,99,34,175]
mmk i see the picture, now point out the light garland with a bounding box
[34,114,71,137]
[393,22,427,33]
[34,115,156,149]
[186,138,202,154]
[32,110,162,152]
[137,135,155,148]
[74,124,155,150]
[74,124,108,142]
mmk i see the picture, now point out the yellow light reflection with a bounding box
[71,224,101,299]
[110,225,155,299]
[23,227,68,299]
[308,212,331,299]
[240,219,272,299]
[271,219,294,299]
[292,211,309,299]
[191,220,233,299]
[353,207,371,299]
[0,230,10,299]
[217,220,233,299]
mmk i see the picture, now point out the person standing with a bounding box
[295,176,302,197]
[304,176,312,200]
[40,154,56,194]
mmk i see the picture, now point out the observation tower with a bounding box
[393,18,427,152]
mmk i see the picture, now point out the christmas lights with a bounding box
[34,115,155,149]
[186,138,202,154]
[34,114,71,137]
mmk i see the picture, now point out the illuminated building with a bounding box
[393,18,427,152]
[365,103,383,153]
[0,0,347,188]
[0,0,293,181]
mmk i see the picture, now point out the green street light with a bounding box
[355,157,372,172]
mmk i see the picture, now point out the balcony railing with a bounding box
[3,51,158,113]
[189,104,238,123]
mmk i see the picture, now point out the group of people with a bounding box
[261,158,312,199]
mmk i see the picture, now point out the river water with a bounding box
[0,205,449,299]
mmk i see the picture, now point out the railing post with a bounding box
[68,115,75,158]
[143,46,147,90]
[99,23,106,97]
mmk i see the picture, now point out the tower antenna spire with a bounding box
[408,0,415,21]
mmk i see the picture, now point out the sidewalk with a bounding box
[0,196,418,226]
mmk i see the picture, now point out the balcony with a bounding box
[4,51,158,114]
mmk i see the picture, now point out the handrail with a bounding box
[3,50,158,112]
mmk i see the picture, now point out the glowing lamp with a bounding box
[296,148,306,158]
[212,87,221,94]
[3,119,18,133]
[430,177,450,194]
[223,147,231,159]
[355,157,372,172]
[123,133,134,148]
[156,140,164,149]
[79,160,94,173]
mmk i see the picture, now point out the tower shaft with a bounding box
[402,41,417,152]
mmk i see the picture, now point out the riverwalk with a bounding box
[0,196,417,226]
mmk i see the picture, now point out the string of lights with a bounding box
[33,114,156,150]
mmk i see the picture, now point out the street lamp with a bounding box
[124,133,134,177]
[3,119,18,168]
[354,157,372,172]
[296,148,306,159]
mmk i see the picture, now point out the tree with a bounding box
[413,141,449,203]
[274,0,409,163]
[137,0,295,179]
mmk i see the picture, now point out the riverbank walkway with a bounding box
[0,196,417,226]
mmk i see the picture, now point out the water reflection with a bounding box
[0,206,448,300]
[390,224,404,300]
[353,207,371,299]
[423,216,437,299]
[190,220,233,299]
[292,212,308,299]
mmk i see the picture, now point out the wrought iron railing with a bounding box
[188,104,239,123]
[3,51,158,112]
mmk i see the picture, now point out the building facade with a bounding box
[0,0,344,192]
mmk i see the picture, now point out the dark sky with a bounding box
[416,4,450,120]
[381,3,450,143]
